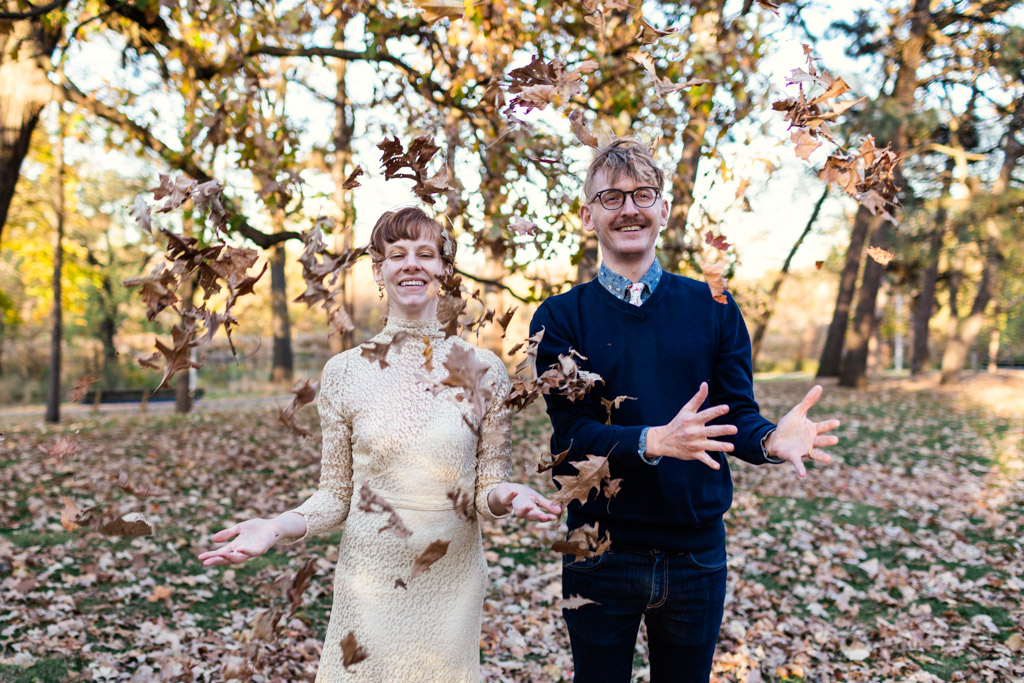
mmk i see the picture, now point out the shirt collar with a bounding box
[597,259,663,302]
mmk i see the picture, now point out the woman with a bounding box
[198,207,560,681]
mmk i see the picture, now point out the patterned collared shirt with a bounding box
[597,260,663,305]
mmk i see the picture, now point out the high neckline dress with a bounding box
[285,317,513,681]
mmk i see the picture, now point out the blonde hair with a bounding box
[368,207,456,268]
[582,139,666,202]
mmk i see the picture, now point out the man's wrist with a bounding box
[761,429,784,464]
[639,427,662,465]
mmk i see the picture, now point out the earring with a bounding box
[378,285,384,300]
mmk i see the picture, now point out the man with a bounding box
[530,139,840,683]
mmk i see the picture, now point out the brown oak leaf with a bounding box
[340,631,369,669]
[552,454,611,507]
[411,539,450,580]
[701,260,729,305]
[357,483,413,539]
[287,559,316,620]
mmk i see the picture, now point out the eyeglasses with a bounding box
[588,187,661,210]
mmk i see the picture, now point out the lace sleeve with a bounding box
[474,352,513,521]
[283,354,354,542]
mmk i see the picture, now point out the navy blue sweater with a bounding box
[530,272,775,553]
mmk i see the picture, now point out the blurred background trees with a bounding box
[1,0,1021,417]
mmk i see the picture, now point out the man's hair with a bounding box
[582,139,666,202]
[368,207,456,267]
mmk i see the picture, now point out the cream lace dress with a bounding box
[286,318,513,682]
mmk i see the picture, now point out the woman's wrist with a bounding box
[487,483,512,516]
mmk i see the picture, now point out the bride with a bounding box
[198,207,560,681]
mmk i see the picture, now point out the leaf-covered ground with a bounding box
[1,374,1022,682]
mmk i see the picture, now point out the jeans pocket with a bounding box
[562,552,611,572]
[687,543,727,571]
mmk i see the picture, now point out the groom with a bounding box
[530,139,840,682]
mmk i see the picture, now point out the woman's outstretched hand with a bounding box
[488,483,562,522]
[197,518,286,567]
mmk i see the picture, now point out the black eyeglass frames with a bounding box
[588,187,661,210]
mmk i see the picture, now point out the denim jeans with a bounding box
[561,541,727,683]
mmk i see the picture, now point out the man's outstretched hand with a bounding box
[646,382,737,469]
[764,384,840,478]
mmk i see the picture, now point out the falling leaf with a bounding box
[394,578,407,590]
[537,445,571,473]
[98,512,153,537]
[703,231,732,252]
[287,559,316,619]
[568,110,598,148]
[496,306,517,337]
[60,496,79,532]
[341,165,364,189]
[357,483,413,538]
[115,469,151,498]
[866,246,894,266]
[421,335,434,372]
[447,489,475,521]
[551,523,610,561]
[410,539,450,580]
[791,129,822,161]
[278,378,319,437]
[756,0,780,14]
[129,195,152,234]
[439,344,495,425]
[561,594,600,610]
[602,477,623,501]
[510,216,538,237]
[815,260,825,270]
[701,260,729,305]
[1006,632,1024,653]
[360,331,411,370]
[600,395,635,425]
[552,454,611,507]
[340,631,369,669]
[249,607,283,643]
[41,434,79,466]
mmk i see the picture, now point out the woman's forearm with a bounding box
[270,511,308,541]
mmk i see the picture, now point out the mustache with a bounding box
[611,220,649,229]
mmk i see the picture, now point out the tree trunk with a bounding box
[987,301,1001,373]
[817,205,872,377]
[0,11,61,243]
[330,15,355,354]
[45,106,64,423]
[940,225,998,384]
[836,0,931,388]
[175,274,195,413]
[270,241,294,383]
[751,185,827,366]
[910,159,954,375]
[839,215,889,388]
[575,230,599,284]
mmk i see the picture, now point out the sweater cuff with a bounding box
[760,428,784,464]
[637,427,661,466]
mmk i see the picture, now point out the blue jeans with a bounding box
[561,542,727,683]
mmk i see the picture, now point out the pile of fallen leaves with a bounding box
[1,374,1022,681]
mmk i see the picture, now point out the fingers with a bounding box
[814,434,839,448]
[680,382,709,413]
[797,385,824,413]
[693,439,734,453]
[210,526,240,543]
[704,424,738,438]
[790,456,807,478]
[814,419,841,435]
[694,404,732,425]
[692,452,721,470]
[809,449,832,463]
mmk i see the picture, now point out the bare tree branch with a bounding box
[0,0,71,20]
